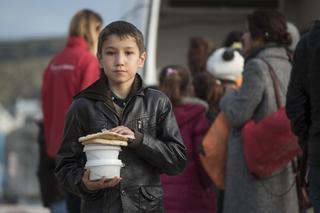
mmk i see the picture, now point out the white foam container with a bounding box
[86,159,123,180]
[84,144,121,160]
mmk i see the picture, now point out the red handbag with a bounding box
[241,58,302,178]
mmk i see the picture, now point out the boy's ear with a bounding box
[98,61,103,69]
[138,52,146,68]
[97,56,103,69]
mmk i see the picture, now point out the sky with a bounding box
[0,0,137,41]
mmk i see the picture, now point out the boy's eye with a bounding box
[125,51,134,55]
[105,51,114,55]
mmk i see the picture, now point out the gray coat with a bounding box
[220,44,299,213]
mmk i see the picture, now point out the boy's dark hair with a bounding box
[247,10,292,46]
[97,20,145,59]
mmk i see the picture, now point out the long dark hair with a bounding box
[187,37,214,76]
[193,72,224,110]
[247,10,292,46]
[159,65,192,106]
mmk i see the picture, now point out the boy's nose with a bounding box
[115,53,125,66]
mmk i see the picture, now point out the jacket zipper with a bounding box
[103,94,140,126]
[120,95,138,125]
[137,120,142,131]
[123,96,143,132]
[103,102,121,125]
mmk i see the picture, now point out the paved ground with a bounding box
[0,204,49,213]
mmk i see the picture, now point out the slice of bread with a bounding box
[79,131,128,143]
[82,138,128,146]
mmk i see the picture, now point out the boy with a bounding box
[55,21,187,213]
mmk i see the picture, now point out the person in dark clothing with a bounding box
[286,20,320,213]
[55,21,187,213]
[37,121,66,208]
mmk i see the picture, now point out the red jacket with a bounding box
[41,36,100,158]
[161,98,216,213]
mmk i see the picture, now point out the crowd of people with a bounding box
[35,6,320,213]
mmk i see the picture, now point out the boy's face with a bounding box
[99,34,146,88]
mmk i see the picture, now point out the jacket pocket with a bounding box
[131,115,157,134]
[139,185,163,212]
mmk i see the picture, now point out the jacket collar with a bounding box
[74,74,146,103]
[66,36,89,51]
[245,43,289,62]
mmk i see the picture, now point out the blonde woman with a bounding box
[39,9,102,213]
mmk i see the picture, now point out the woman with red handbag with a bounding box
[219,10,299,213]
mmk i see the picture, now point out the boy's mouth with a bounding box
[114,69,126,72]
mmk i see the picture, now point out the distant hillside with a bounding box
[0,37,65,105]
[0,37,65,61]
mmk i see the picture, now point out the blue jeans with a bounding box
[308,165,320,213]
[49,200,68,213]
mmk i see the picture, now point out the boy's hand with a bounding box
[109,126,135,140]
[82,169,121,191]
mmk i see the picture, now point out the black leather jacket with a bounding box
[55,75,187,213]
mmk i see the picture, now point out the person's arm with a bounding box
[286,36,310,147]
[220,59,265,127]
[55,101,105,200]
[130,96,187,175]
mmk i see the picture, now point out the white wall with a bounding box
[157,7,251,70]
[283,0,320,32]
[156,1,320,71]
